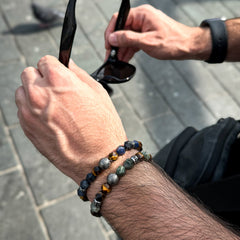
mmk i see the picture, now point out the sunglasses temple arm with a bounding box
[59,0,77,67]
[111,0,130,54]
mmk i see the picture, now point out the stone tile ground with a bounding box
[0,0,240,239]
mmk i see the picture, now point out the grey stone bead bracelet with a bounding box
[90,150,153,217]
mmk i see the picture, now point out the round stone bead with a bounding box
[96,192,105,202]
[77,187,88,202]
[80,180,89,190]
[116,146,126,156]
[92,166,102,176]
[99,158,111,170]
[133,140,139,149]
[108,151,118,161]
[116,166,126,177]
[86,173,96,183]
[123,158,134,170]
[107,173,119,186]
[134,140,142,151]
[124,141,135,150]
[90,201,101,217]
[142,151,153,162]
[130,155,139,164]
[93,198,102,208]
[136,152,145,161]
[101,183,112,194]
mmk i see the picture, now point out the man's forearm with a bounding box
[194,18,240,62]
[225,18,240,61]
[88,151,239,239]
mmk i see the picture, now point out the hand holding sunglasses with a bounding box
[59,0,136,94]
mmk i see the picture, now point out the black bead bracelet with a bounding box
[77,140,143,201]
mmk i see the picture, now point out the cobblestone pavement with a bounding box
[1,0,240,239]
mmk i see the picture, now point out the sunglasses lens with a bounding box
[96,61,136,83]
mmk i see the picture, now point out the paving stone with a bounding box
[221,0,240,17]
[204,62,240,107]
[2,0,58,66]
[136,53,216,129]
[76,0,107,56]
[0,114,17,171]
[179,1,212,24]
[197,0,233,19]
[41,196,106,240]
[147,0,194,26]
[112,96,160,155]
[17,33,57,67]
[145,112,184,148]
[0,171,46,240]
[93,0,121,20]
[172,60,240,119]
[120,60,170,120]
[0,61,25,126]
[0,15,21,63]
[10,126,77,205]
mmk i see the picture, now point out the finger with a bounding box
[104,7,138,50]
[21,66,43,93]
[109,30,144,49]
[37,55,63,77]
[21,67,42,84]
[15,86,27,109]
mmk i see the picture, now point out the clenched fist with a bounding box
[15,55,127,184]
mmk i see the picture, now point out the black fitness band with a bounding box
[200,18,228,63]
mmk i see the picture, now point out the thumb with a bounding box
[109,30,143,48]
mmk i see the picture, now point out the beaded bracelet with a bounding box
[90,151,153,217]
[77,140,143,201]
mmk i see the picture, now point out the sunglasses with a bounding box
[58,0,136,94]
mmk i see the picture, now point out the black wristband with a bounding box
[200,18,228,63]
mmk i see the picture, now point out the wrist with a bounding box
[87,149,139,201]
[189,26,212,60]
[70,136,128,184]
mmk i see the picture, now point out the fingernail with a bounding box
[109,33,118,45]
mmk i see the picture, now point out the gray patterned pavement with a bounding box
[1,0,240,239]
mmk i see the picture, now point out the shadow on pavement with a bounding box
[2,22,61,35]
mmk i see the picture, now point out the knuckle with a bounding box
[140,4,153,10]
[37,55,53,70]
[47,67,56,79]
[21,66,33,79]
[39,55,51,64]
[121,32,131,44]
[47,67,61,85]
